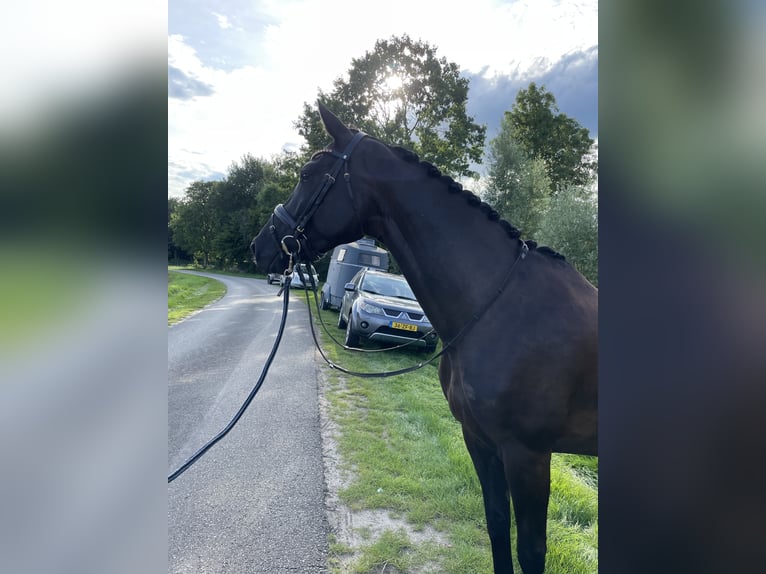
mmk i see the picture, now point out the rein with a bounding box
[295,242,529,378]
[167,275,294,483]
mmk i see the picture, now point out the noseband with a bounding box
[270,131,367,264]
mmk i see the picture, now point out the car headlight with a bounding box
[358,301,384,315]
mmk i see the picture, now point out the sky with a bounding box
[168,0,598,197]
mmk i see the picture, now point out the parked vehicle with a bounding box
[338,268,438,351]
[320,238,389,310]
[266,272,282,284]
[280,263,319,289]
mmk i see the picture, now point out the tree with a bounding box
[225,153,270,204]
[295,34,486,178]
[267,149,303,206]
[170,181,219,267]
[536,188,598,285]
[168,151,302,272]
[484,87,598,283]
[506,82,595,191]
[214,155,273,270]
[168,197,190,263]
[483,113,552,238]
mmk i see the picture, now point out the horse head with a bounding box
[251,103,373,274]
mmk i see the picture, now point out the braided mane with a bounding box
[389,145,566,261]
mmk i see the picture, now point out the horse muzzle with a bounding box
[250,229,289,273]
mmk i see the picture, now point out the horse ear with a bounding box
[317,101,352,146]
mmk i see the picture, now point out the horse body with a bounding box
[252,103,597,574]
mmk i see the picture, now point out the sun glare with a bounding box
[377,71,407,122]
[383,73,404,92]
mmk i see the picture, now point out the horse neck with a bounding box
[362,173,524,339]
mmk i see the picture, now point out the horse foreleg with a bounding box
[462,427,514,574]
[502,442,551,574]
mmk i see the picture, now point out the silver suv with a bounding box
[337,268,438,351]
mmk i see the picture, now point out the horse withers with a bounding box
[251,103,597,574]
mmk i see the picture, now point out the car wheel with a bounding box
[337,309,347,329]
[320,291,330,310]
[344,319,360,348]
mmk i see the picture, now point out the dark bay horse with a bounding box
[251,103,597,574]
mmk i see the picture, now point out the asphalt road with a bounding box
[168,271,327,573]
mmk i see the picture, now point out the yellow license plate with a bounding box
[391,321,417,332]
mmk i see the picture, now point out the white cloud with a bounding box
[255,0,596,78]
[212,11,232,30]
[169,34,303,195]
[168,0,597,197]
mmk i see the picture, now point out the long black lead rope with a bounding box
[167,277,293,483]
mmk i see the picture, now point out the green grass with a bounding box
[167,270,227,324]
[168,264,265,280]
[303,296,598,573]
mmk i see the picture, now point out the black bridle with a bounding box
[270,131,367,266]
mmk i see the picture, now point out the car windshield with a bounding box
[361,274,416,300]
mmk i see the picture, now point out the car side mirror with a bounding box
[344,283,356,292]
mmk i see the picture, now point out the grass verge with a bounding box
[168,264,265,280]
[299,292,598,574]
[167,270,227,324]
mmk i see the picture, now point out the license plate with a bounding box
[390,321,417,332]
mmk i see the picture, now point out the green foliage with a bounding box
[212,154,272,270]
[168,196,180,223]
[253,182,289,235]
[506,82,596,191]
[269,149,303,192]
[168,196,190,263]
[295,34,486,178]
[170,181,219,267]
[169,153,294,271]
[536,189,599,285]
[483,113,552,238]
[483,83,598,284]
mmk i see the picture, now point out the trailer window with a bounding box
[359,254,381,267]
[337,248,347,262]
